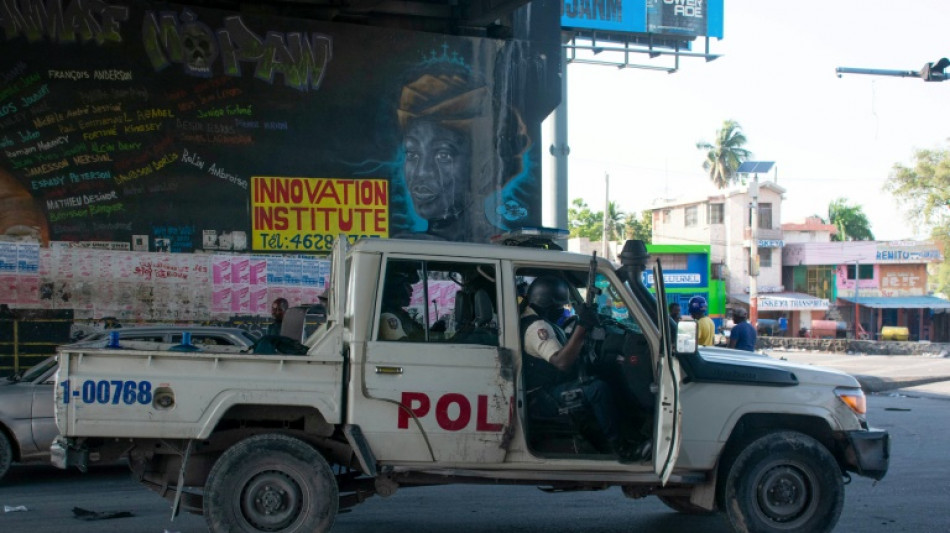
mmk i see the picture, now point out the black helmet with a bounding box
[383,271,414,308]
[688,296,708,316]
[526,276,570,322]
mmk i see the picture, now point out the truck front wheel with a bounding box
[722,431,843,533]
[204,434,338,533]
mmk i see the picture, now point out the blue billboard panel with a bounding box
[562,0,723,39]
[561,0,647,33]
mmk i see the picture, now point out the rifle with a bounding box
[577,251,600,383]
[586,251,598,310]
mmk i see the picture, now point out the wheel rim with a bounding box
[753,462,819,528]
[240,469,305,531]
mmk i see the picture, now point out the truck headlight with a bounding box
[835,387,867,416]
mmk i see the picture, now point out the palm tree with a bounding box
[604,201,625,241]
[696,120,752,189]
[827,198,875,241]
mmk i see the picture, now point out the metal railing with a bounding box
[0,318,74,376]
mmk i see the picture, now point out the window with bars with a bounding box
[684,206,698,227]
[748,202,773,229]
[846,264,874,280]
[806,266,834,300]
[708,203,724,224]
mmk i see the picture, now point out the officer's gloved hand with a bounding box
[576,303,600,330]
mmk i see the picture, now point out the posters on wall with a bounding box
[0,245,327,320]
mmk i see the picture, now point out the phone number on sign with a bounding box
[60,379,153,405]
[257,233,381,251]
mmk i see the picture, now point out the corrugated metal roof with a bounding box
[837,295,950,309]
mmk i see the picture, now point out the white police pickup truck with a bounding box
[52,238,888,533]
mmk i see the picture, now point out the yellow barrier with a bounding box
[880,326,910,341]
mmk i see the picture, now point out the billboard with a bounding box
[561,0,724,39]
[0,0,559,253]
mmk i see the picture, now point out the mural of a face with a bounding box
[403,120,471,222]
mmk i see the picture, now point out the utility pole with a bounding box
[749,173,759,327]
[853,259,860,339]
[602,173,609,260]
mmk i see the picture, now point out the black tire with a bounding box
[203,434,338,533]
[0,431,12,482]
[657,494,715,515]
[721,431,844,533]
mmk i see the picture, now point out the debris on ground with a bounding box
[72,507,135,520]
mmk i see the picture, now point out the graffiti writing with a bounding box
[142,9,332,91]
[0,0,129,44]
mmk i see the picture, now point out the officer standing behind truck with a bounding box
[728,308,757,352]
[689,296,715,346]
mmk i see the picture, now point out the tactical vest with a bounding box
[520,314,576,390]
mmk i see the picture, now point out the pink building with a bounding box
[782,240,948,341]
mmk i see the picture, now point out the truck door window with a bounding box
[378,259,498,345]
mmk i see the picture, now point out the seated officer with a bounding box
[520,276,644,461]
[379,270,423,341]
[379,268,445,341]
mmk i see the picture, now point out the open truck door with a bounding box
[651,259,682,484]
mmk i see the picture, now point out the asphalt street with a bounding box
[762,348,950,396]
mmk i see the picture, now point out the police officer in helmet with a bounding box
[520,275,643,461]
[688,295,715,346]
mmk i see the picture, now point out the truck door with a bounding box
[352,257,514,464]
[652,260,682,484]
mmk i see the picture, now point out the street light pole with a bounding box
[853,259,860,339]
[749,173,759,327]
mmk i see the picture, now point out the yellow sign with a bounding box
[251,176,389,252]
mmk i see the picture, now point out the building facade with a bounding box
[783,240,948,341]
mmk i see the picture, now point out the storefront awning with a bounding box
[730,292,830,311]
[837,295,950,309]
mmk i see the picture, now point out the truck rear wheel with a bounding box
[204,434,338,533]
[722,431,843,533]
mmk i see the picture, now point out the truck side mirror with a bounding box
[676,320,698,354]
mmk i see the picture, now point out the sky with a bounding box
[557,0,950,241]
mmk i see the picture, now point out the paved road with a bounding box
[763,348,950,395]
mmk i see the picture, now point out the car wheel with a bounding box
[722,431,844,533]
[657,494,715,515]
[204,433,338,533]
[0,431,13,482]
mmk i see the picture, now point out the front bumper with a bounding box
[839,428,889,480]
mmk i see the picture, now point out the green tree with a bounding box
[886,145,950,295]
[696,120,753,189]
[568,198,601,239]
[624,210,653,244]
[827,198,875,241]
[568,199,626,241]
